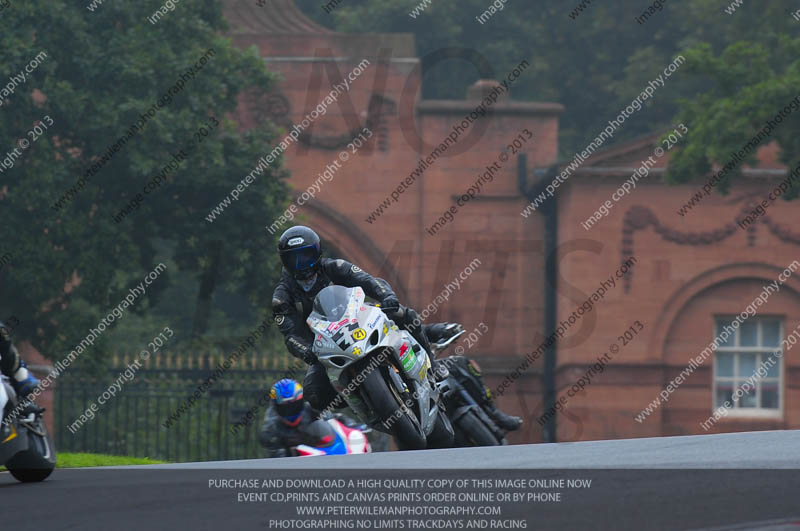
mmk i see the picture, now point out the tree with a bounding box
[298,0,800,197]
[663,1,800,197]
[295,0,694,157]
[0,0,290,361]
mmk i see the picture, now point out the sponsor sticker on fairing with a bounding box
[367,313,381,329]
[399,342,416,372]
[328,318,349,332]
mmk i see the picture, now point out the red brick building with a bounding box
[223,0,800,444]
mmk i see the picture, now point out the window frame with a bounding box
[711,316,784,419]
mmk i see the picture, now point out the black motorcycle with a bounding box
[1,376,56,482]
[432,332,508,447]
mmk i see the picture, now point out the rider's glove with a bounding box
[380,295,400,315]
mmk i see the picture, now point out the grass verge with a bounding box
[55,452,167,468]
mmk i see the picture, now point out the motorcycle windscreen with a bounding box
[312,285,352,321]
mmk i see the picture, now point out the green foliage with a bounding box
[665,36,800,198]
[297,0,697,156]
[298,0,800,195]
[0,0,291,361]
[3,0,798,363]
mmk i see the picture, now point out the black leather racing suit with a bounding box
[258,402,326,458]
[0,321,22,380]
[433,355,522,433]
[271,257,433,411]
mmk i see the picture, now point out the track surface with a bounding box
[2,430,799,531]
[114,429,800,469]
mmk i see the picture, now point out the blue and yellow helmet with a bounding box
[270,379,305,426]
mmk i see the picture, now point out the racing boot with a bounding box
[483,401,523,432]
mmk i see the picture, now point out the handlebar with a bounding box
[430,329,466,358]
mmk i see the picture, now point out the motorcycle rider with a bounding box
[431,348,522,433]
[272,225,449,412]
[0,320,40,400]
[259,378,350,457]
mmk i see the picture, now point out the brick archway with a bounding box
[647,261,800,361]
[300,199,408,300]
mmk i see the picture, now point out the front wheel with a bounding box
[426,410,454,449]
[360,367,426,450]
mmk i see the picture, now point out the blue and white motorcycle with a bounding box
[292,417,372,457]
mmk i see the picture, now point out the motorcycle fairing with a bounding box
[0,378,28,462]
[308,286,439,436]
[294,419,370,457]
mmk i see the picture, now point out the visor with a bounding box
[276,399,305,425]
[280,244,319,275]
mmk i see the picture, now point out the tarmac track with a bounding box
[2,430,799,531]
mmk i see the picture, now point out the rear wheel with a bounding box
[360,367,426,450]
[9,465,53,483]
[456,410,501,447]
[6,427,56,483]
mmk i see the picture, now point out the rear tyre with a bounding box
[456,410,501,447]
[6,428,56,483]
[9,465,53,483]
[360,367,426,450]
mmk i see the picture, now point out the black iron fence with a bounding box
[54,351,300,462]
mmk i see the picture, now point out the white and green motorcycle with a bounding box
[307,285,453,450]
